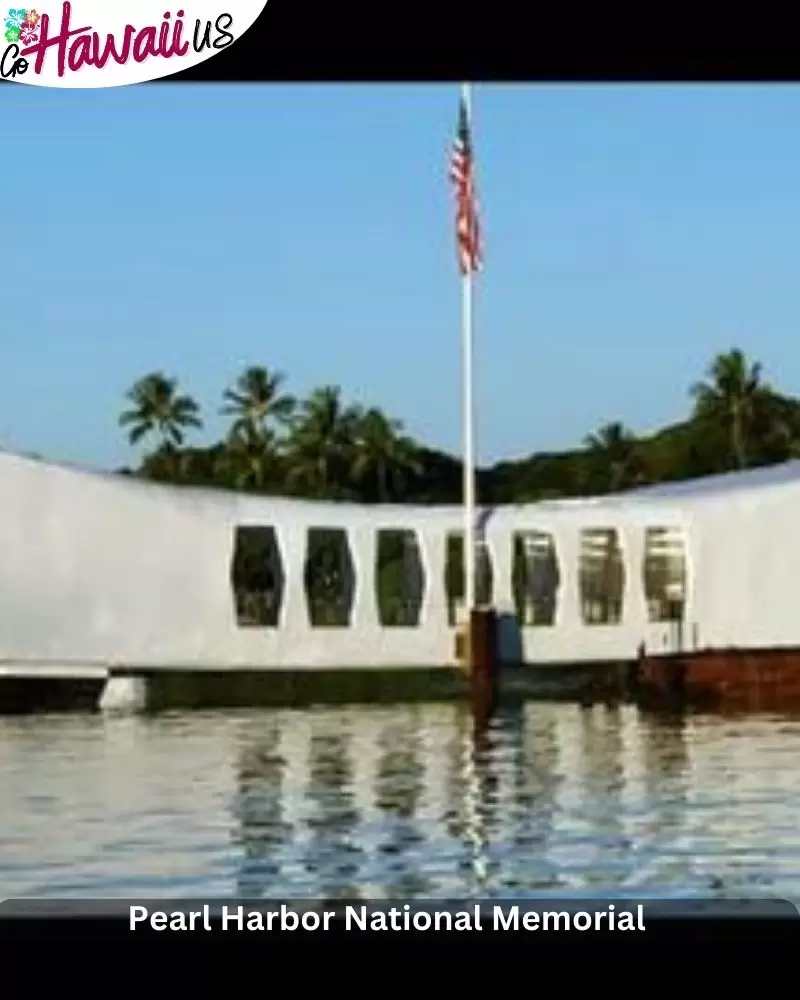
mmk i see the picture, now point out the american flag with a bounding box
[449,95,482,274]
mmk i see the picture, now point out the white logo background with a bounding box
[2,0,269,87]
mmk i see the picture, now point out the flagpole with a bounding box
[461,81,476,619]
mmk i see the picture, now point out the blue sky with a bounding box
[3,83,800,470]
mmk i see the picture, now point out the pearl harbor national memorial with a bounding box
[1,447,800,713]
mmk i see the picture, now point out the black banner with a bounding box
[151,0,800,82]
[1,899,797,948]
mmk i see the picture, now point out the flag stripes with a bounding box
[449,96,482,274]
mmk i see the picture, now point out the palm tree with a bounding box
[351,407,421,501]
[220,365,295,443]
[690,349,766,470]
[119,372,202,449]
[285,385,360,497]
[583,421,643,492]
[217,423,278,492]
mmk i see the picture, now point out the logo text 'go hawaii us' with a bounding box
[1,0,268,87]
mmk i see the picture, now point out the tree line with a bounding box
[118,348,800,504]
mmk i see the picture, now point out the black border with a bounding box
[3,1,797,83]
[149,2,800,81]
[6,915,797,986]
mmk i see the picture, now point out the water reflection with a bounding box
[233,717,292,898]
[509,703,562,891]
[576,706,629,886]
[303,716,363,901]
[375,709,429,898]
[626,712,693,892]
[456,705,490,895]
[3,704,800,899]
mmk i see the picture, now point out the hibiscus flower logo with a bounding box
[4,7,39,44]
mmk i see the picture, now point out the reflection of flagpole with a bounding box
[458,707,488,892]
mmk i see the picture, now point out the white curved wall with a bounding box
[0,450,799,671]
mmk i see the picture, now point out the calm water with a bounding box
[1,701,798,900]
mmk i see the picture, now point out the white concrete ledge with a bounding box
[98,675,147,713]
[0,663,110,680]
